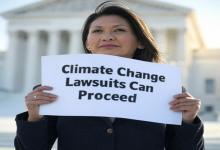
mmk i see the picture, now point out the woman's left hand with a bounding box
[170,92,201,123]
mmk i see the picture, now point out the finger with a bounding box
[171,103,200,112]
[26,87,53,99]
[32,95,57,101]
[25,94,36,101]
[171,105,193,112]
[170,97,197,105]
[33,86,53,92]
[26,91,57,101]
[25,94,57,104]
[171,100,200,108]
[34,92,57,98]
[173,92,193,99]
[42,92,57,98]
[31,99,55,105]
[25,95,57,104]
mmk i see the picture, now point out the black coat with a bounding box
[14,112,204,150]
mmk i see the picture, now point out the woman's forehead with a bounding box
[90,15,129,27]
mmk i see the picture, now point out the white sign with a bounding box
[41,54,182,125]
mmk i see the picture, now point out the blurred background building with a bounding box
[0,0,219,121]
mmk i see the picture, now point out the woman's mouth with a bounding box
[99,44,119,48]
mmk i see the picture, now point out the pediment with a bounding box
[126,0,191,15]
[2,0,191,18]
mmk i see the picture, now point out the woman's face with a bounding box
[86,15,142,58]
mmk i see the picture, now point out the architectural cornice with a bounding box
[133,0,191,14]
[189,12,206,49]
[1,0,192,19]
[194,49,220,60]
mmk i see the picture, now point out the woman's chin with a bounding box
[94,51,119,56]
[91,51,131,58]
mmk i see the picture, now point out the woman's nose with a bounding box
[101,32,115,41]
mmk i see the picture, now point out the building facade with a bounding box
[0,0,219,120]
[189,49,220,120]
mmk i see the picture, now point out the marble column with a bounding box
[154,29,167,53]
[24,30,40,92]
[4,31,19,91]
[47,30,60,55]
[176,28,187,61]
[176,28,188,88]
[69,30,83,54]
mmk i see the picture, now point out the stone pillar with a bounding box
[154,29,167,53]
[47,30,60,55]
[69,30,83,54]
[24,30,40,92]
[4,31,19,91]
[176,28,188,88]
[176,28,187,61]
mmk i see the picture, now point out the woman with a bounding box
[15,1,204,150]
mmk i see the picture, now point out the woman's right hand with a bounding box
[25,86,57,122]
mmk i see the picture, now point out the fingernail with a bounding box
[48,87,53,90]
[169,100,175,104]
[173,95,178,98]
[52,97,57,100]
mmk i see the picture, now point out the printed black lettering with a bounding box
[78,90,87,99]
[65,78,73,86]
[62,65,70,73]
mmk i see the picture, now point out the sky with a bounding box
[0,0,219,51]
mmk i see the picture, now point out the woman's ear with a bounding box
[137,42,145,49]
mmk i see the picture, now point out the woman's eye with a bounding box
[92,29,102,33]
[114,28,126,32]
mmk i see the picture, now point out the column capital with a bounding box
[27,30,40,38]
[48,29,61,33]
[8,30,18,34]
[69,29,81,33]
[28,29,39,33]
[176,28,187,34]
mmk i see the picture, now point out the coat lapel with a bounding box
[102,117,113,127]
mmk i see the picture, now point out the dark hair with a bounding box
[82,1,161,62]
